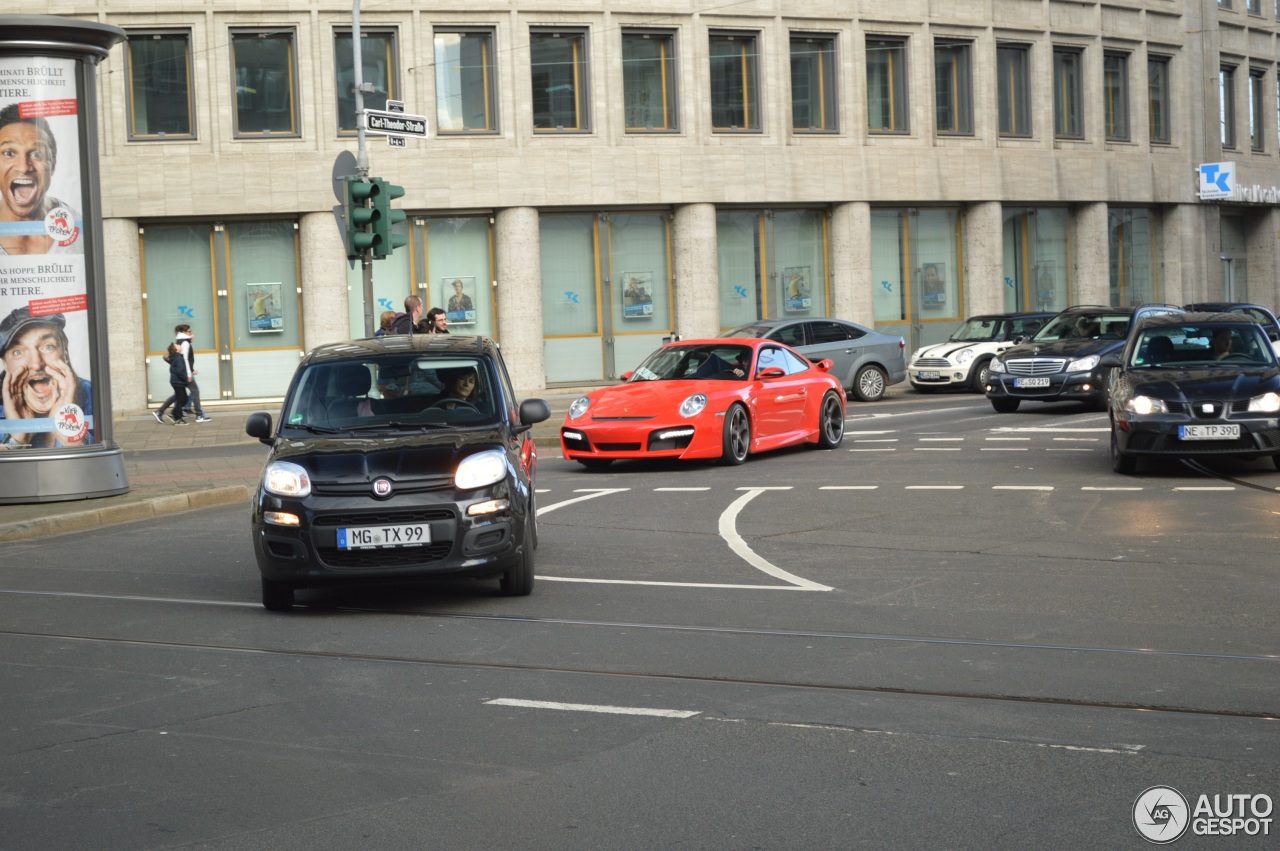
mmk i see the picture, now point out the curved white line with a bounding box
[536,488,629,515]
[718,490,833,592]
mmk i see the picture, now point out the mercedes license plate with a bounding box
[917,370,941,380]
[1014,376,1050,388]
[338,523,430,549]
[1178,424,1240,441]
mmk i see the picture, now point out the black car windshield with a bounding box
[1033,312,1131,342]
[630,344,754,381]
[949,317,1001,342]
[281,355,501,430]
[1131,324,1277,368]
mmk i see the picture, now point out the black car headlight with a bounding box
[263,461,311,497]
[1248,392,1280,413]
[1125,395,1168,415]
[988,357,1005,373]
[456,449,507,490]
[1066,354,1100,373]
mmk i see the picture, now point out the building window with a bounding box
[867,37,908,133]
[997,44,1031,137]
[710,32,761,131]
[1109,208,1161,307]
[1221,65,1237,148]
[934,39,973,135]
[530,29,589,131]
[1249,69,1265,151]
[126,31,195,140]
[1218,0,1231,7]
[1002,207,1072,313]
[435,30,498,133]
[791,34,837,132]
[622,30,677,132]
[1053,47,1084,139]
[1104,52,1130,141]
[1148,56,1171,144]
[335,30,396,134]
[1248,0,1261,13]
[231,29,299,137]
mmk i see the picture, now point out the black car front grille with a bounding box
[1005,358,1068,376]
[318,542,453,568]
[1127,428,1280,452]
[597,443,643,451]
[313,477,454,496]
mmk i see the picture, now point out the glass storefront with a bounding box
[141,220,302,402]
[1002,207,1071,313]
[870,208,963,350]
[717,208,829,330]
[1108,208,1160,306]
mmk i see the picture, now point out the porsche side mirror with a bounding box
[813,358,835,373]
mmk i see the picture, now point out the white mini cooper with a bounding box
[908,312,1055,393]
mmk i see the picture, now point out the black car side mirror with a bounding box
[245,411,274,445]
[516,399,551,434]
[1099,353,1123,369]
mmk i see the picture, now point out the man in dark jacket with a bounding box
[390,296,423,335]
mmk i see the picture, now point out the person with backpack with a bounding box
[389,296,422,335]
[153,324,210,423]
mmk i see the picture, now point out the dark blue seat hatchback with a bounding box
[245,335,551,611]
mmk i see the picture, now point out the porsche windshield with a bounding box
[630,344,754,381]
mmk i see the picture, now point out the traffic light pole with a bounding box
[352,0,375,337]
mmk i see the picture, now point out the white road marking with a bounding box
[1053,437,1100,442]
[906,485,964,490]
[654,487,710,492]
[536,488,630,516]
[853,438,899,443]
[539,577,814,590]
[719,490,833,591]
[914,447,962,451]
[848,448,896,452]
[1173,486,1236,492]
[919,437,964,442]
[992,426,1109,433]
[993,485,1054,491]
[485,699,700,718]
[844,430,897,434]
[1082,486,1144,491]
[819,485,879,490]
[986,437,1031,441]
[735,486,792,491]
[980,447,1028,451]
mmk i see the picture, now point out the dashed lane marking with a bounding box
[485,699,700,719]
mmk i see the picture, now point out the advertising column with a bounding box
[0,16,127,502]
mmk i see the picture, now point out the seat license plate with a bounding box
[337,523,431,549]
[1014,377,1050,388]
[917,370,941,380]
[1178,424,1240,441]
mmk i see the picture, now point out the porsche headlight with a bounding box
[568,396,591,420]
[263,461,311,497]
[954,348,975,366]
[455,449,507,490]
[680,393,708,418]
[988,357,1006,374]
[1126,395,1168,415]
[1248,391,1280,413]
[1067,354,1100,373]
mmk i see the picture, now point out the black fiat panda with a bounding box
[245,335,550,611]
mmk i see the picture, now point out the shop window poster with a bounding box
[783,266,811,312]
[443,276,477,325]
[246,282,284,333]
[621,272,654,319]
[920,263,946,306]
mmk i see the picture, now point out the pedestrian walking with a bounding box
[153,324,210,423]
[164,341,189,426]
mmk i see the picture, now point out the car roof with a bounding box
[1136,311,1261,329]
[966,312,1056,321]
[303,334,498,365]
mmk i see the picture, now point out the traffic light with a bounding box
[344,177,378,259]
[370,178,408,259]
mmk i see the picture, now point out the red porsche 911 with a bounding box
[560,338,847,468]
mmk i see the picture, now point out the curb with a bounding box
[0,485,253,543]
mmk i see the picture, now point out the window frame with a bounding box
[230,27,301,138]
[434,28,499,134]
[621,28,679,133]
[1148,55,1172,144]
[709,31,762,132]
[866,35,909,134]
[1249,67,1266,151]
[1103,51,1130,142]
[997,43,1032,137]
[530,28,591,133]
[125,29,196,142]
[1052,46,1085,140]
[790,32,839,133]
[334,28,398,136]
[1221,64,1238,149]
[934,38,973,136]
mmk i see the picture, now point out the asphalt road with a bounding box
[2,393,1277,849]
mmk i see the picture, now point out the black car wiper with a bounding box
[342,421,453,432]
[289,423,341,434]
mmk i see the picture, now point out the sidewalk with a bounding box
[0,398,575,543]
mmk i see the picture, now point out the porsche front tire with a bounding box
[720,404,750,465]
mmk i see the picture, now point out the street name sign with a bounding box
[363,108,428,138]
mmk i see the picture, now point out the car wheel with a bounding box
[969,358,992,393]
[577,458,613,469]
[852,365,887,402]
[720,403,750,465]
[500,519,535,596]
[1111,427,1137,474]
[261,578,294,612]
[816,391,844,449]
[991,398,1020,413]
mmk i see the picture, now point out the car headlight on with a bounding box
[568,396,591,420]
[1248,391,1280,413]
[1067,354,1100,373]
[1126,395,1168,415]
[988,357,1006,373]
[954,348,975,366]
[455,449,508,490]
[679,393,708,418]
[263,461,311,498]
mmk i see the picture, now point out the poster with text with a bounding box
[621,271,654,319]
[246,282,284,333]
[443,276,477,325]
[783,266,811,312]
[920,262,946,306]
[0,55,94,449]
